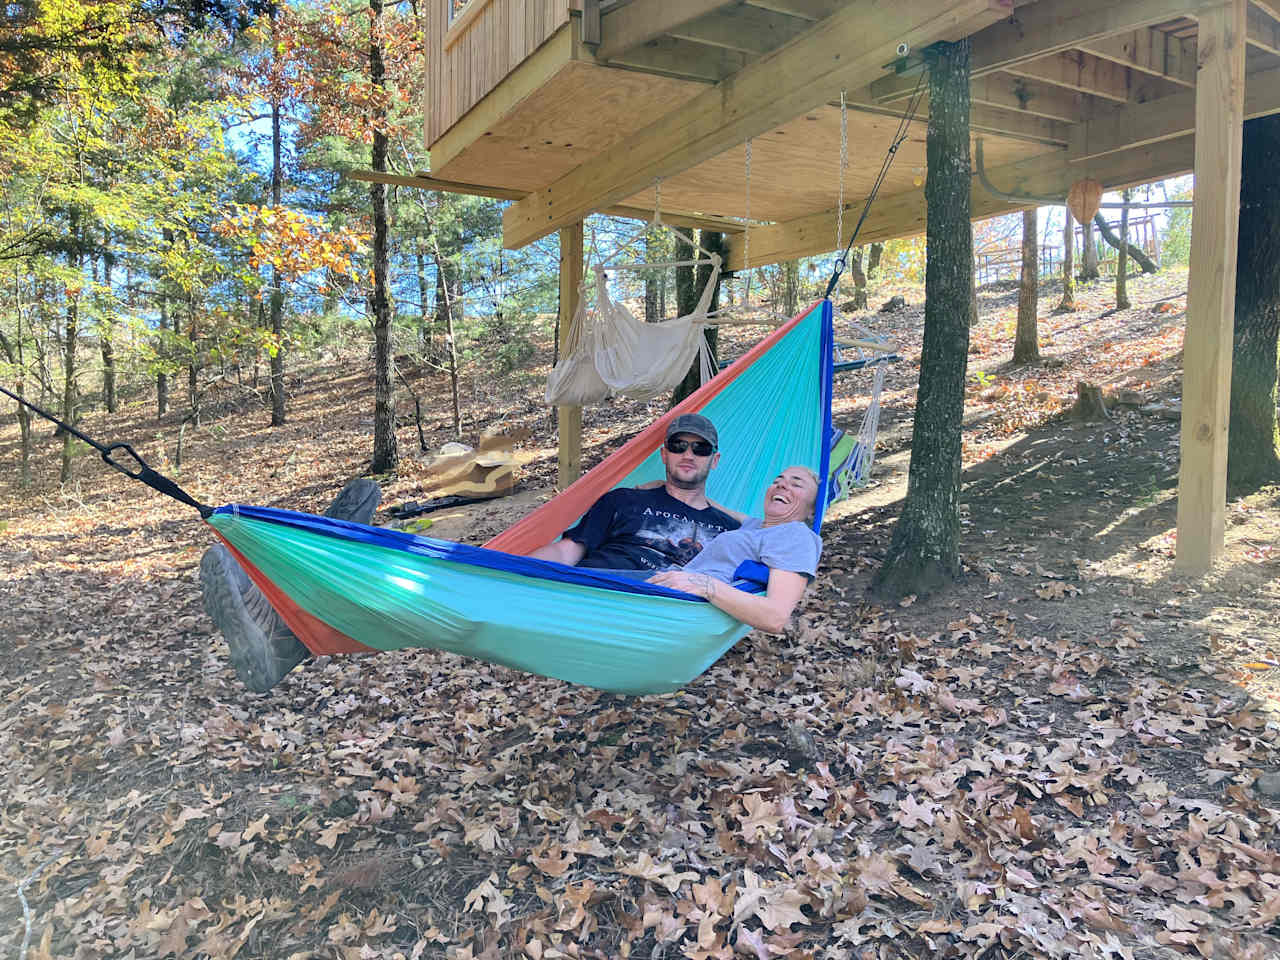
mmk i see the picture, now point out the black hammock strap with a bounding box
[823,66,928,300]
[0,385,213,518]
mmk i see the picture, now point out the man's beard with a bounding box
[667,464,710,490]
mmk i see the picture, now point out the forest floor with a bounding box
[3,267,1280,960]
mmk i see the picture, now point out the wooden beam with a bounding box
[345,169,745,233]
[727,135,1195,268]
[502,0,1015,249]
[869,0,1201,100]
[344,169,527,200]
[557,223,584,490]
[844,94,1068,145]
[1003,51,1178,103]
[1078,29,1197,87]
[668,5,810,54]
[605,36,751,83]
[1247,2,1280,54]
[742,0,842,19]
[1069,63,1280,161]
[1253,0,1280,22]
[596,0,741,61]
[1176,0,1246,574]
[970,73,1086,122]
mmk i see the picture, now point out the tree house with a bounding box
[408,0,1280,575]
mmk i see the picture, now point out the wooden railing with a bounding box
[425,0,576,148]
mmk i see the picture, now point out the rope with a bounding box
[0,385,213,517]
[823,67,928,300]
[836,89,848,253]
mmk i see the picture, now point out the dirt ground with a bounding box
[2,268,1280,959]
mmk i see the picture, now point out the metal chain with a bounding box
[836,89,848,253]
[743,137,752,307]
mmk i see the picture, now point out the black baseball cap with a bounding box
[665,413,718,449]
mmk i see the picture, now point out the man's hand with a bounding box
[527,538,587,566]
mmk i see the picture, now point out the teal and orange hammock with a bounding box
[207,299,839,694]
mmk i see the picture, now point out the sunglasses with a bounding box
[665,437,715,456]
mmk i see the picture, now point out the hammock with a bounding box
[205,300,836,694]
[545,225,721,406]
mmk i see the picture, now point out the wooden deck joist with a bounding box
[501,0,1015,249]
[344,169,746,233]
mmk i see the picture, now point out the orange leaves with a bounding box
[213,203,364,283]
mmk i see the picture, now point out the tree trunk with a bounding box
[867,242,883,279]
[268,93,286,426]
[416,241,432,358]
[4,268,31,485]
[1094,210,1156,275]
[644,231,659,322]
[100,244,116,413]
[60,290,79,484]
[849,248,868,309]
[781,259,800,317]
[1228,114,1280,486]
[1114,192,1131,309]
[1013,208,1040,363]
[874,39,972,598]
[1057,207,1076,311]
[369,0,398,472]
[671,231,725,407]
[1080,217,1100,280]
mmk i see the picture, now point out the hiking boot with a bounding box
[202,478,382,692]
[201,544,308,693]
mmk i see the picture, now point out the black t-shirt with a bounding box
[563,487,741,571]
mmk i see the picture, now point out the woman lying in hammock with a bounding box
[648,465,822,634]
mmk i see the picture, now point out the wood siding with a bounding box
[425,0,575,149]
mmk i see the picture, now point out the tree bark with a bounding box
[1057,207,1076,311]
[1013,208,1040,363]
[415,241,432,358]
[644,231,659,322]
[1094,210,1157,275]
[848,248,868,309]
[781,259,800,317]
[369,0,398,472]
[1114,191,1131,309]
[268,92,286,426]
[874,39,972,598]
[670,230,725,407]
[99,243,116,413]
[1080,217,1100,280]
[4,267,31,485]
[1228,114,1280,486]
[867,242,883,279]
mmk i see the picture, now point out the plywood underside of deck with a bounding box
[430,56,1052,225]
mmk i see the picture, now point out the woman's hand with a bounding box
[649,569,718,599]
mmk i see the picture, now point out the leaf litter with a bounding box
[2,269,1280,959]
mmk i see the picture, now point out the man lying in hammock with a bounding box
[527,413,742,572]
[648,465,822,635]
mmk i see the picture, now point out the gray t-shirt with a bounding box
[680,518,822,583]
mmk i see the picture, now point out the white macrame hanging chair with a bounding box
[546,196,723,406]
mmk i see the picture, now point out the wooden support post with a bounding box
[1175,0,1246,574]
[557,223,584,491]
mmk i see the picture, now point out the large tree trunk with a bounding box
[369,0,398,472]
[1114,191,1132,309]
[1057,207,1076,311]
[867,242,883,278]
[100,244,117,413]
[1228,114,1280,486]
[670,231,725,407]
[644,231,659,322]
[1080,217,1100,280]
[268,94,286,427]
[781,259,800,317]
[1013,208,1040,363]
[1094,210,1157,274]
[874,39,972,598]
